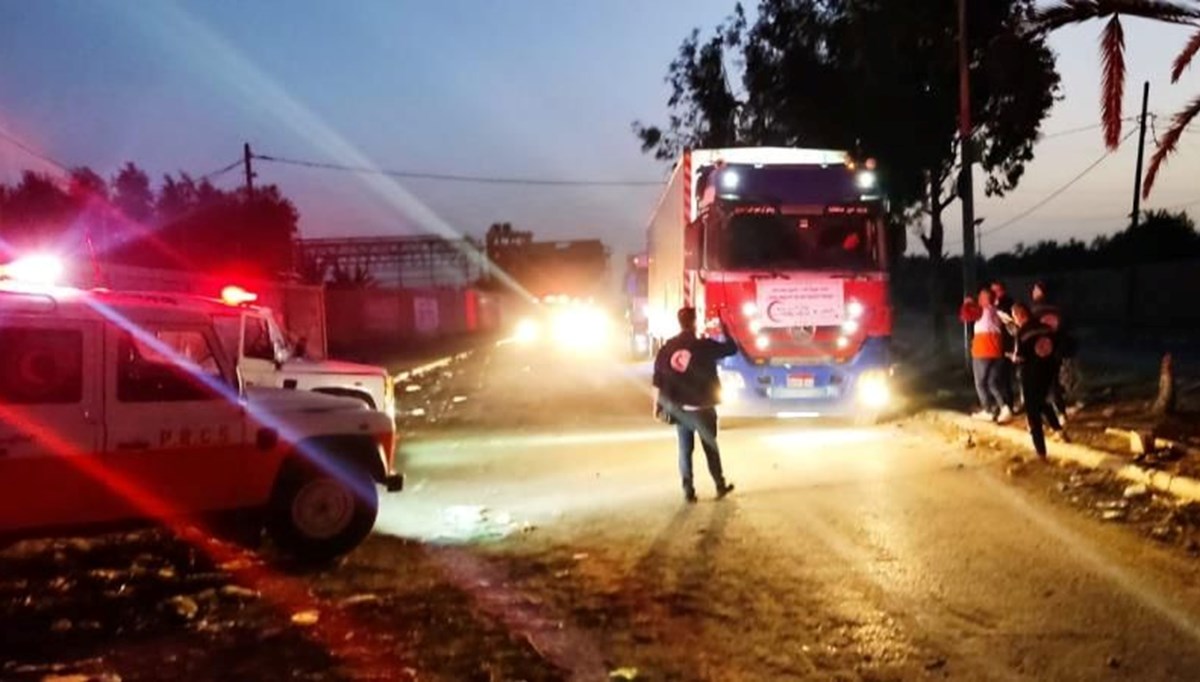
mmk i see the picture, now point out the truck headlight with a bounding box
[856,370,890,409]
[551,305,610,351]
[514,317,541,344]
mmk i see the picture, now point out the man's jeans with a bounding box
[674,407,727,496]
[972,358,1010,413]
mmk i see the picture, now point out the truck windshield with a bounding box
[713,211,880,271]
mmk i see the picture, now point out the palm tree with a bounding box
[1031,1,1200,195]
[1144,21,1200,194]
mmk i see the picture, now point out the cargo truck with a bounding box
[645,147,892,419]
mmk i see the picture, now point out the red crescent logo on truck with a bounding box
[765,300,784,324]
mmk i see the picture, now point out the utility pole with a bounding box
[957,0,977,360]
[241,142,255,262]
[243,142,255,198]
[1131,81,1150,230]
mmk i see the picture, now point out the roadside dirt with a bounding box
[0,531,565,681]
[923,416,1200,563]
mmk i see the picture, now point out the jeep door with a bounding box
[0,314,102,535]
[99,322,253,522]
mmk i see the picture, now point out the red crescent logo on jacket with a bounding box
[670,349,692,373]
[1040,313,1061,331]
[1035,337,1054,358]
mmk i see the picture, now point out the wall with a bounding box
[1001,259,1200,328]
[324,286,500,356]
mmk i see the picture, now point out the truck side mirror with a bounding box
[683,221,701,270]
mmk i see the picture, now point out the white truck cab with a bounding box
[0,273,403,561]
[188,286,395,420]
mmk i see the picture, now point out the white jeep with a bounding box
[0,281,403,561]
[146,287,396,419]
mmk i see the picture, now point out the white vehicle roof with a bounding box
[0,282,219,327]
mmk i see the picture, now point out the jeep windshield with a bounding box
[710,209,881,272]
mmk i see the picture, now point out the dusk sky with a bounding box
[1,1,1198,259]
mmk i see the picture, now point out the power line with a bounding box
[1039,116,1141,141]
[198,158,244,182]
[252,153,666,187]
[1041,121,1105,140]
[0,126,69,173]
[979,128,1137,239]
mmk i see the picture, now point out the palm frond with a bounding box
[1031,0,1200,33]
[1143,94,1200,197]
[1101,15,1127,149]
[1099,0,1200,23]
[1031,1,1105,33]
[1171,27,1200,82]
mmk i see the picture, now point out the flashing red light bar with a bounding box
[220,285,258,306]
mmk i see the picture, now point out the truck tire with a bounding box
[266,458,378,563]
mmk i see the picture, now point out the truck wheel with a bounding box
[266,459,378,563]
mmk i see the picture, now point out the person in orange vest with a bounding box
[960,287,1014,423]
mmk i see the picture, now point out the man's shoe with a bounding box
[716,483,735,500]
[996,406,1014,424]
[684,492,698,504]
[970,409,994,422]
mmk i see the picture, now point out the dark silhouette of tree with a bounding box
[0,172,76,251]
[983,209,1199,275]
[636,0,1060,342]
[111,162,154,224]
[1,161,301,279]
[296,253,329,286]
[327,263,375,289]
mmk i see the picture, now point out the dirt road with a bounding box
[5,341,1200,680]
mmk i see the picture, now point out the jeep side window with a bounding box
[0,328,83,404]
[243,316,274,362]
[117,330,222,402]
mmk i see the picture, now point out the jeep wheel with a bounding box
[267,460,378,563]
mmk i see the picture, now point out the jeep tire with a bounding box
[266,458,378,563]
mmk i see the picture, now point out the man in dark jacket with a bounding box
[653,307,737,503]
[1031,280,1081,415]
[1012,302,1068,458]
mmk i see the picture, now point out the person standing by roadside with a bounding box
[961,288,1014,423]
[1011,302,1068,458]
[990,280,1020,410]
[652,307,737,503]
[1031,281,1082,415]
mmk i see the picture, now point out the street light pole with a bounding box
[957,0,977,360]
